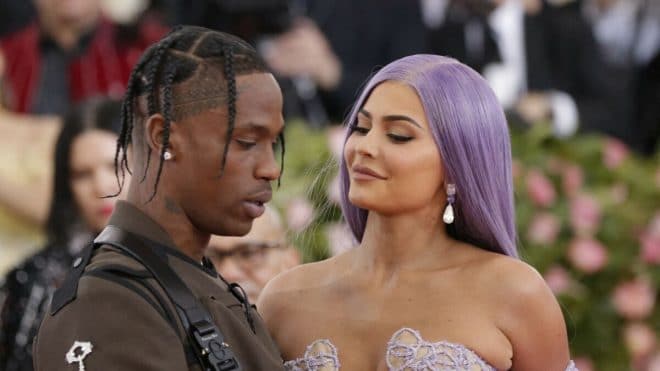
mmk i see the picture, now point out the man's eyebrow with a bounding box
[358,109,421,128]
[235,122,285,136]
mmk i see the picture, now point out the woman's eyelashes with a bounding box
[350,124,413,143]
[350,124,370,135]
[387,133,413,142]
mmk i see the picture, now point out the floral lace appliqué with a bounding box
[283,327,580,371]
[283,339,340,371]
[386,328,495,371]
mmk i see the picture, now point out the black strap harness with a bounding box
[51,225,241,371]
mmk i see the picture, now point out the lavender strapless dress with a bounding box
[283,327,578,371]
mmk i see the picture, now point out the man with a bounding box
[34,26,286,370]
[207,206,300,303]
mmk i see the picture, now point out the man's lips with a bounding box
[351,165,386,180]
[243,189,272,219]
[246,189,272,204]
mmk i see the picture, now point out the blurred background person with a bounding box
[207,205,300,303]
[582,0,660,154]
[0,0,166,115]
[0,0,167,274]
[0,98,125,371]
[421,0,659,154]
[174,0,427,126]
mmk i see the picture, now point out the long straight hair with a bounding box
[46,98,122,246]
[339,55,518,258]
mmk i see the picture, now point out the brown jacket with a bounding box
[34,201,284,370]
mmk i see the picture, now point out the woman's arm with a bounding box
[495,259,573,370]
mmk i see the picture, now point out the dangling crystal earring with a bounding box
[163,151,173,161]
[443,183,456,224]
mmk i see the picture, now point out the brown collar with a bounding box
[107,200,178,250]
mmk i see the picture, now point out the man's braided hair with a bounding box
[114,25,284,201]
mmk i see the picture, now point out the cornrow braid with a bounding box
[112,25,277,201]
[110,53,153,197]
[219,44,236,176]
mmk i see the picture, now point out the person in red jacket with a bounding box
[0,0,167,115]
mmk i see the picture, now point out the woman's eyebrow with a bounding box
[359,109,421,128]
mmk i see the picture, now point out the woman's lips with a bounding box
[351,165,386,180]
[99,205,114,218]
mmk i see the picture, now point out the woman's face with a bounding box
[344,81,445,215]
[69,129,122,233]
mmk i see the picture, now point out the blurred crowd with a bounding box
[0,0,657,369]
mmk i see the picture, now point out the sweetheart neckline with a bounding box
[284,327,496,371]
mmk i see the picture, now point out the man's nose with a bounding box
[256,147,281,181]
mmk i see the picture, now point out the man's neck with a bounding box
[126,188,210,263]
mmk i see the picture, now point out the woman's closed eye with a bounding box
[350,124,370,135]
[387,133,413,143]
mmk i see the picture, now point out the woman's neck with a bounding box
[355,208,457,284]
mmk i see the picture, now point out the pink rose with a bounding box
[641,233,660,265]
[527,212,561,245]
[640,214,660,265]
[561,164,584,197]
[648,352,660,371]
[543,265,571,295]
[326,174,341,205]
[526,169,556,207]
[326,126,346,159]
[569,194,602,236]
[567,237,608,273]
[325,222,355,256]
[647,213,660,237]
[603,138,630,169]
[612,279,656,320]
[573,357,595,371]
[286,197,315,232]
[623,322,657,358]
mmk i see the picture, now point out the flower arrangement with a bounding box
[273,121,660,370]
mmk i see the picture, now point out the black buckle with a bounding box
[192,320,241,371]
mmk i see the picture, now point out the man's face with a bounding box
[34,0,101,28]
[173,72,284,237]
[207,208,298,302]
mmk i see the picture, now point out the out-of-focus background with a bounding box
[0,0,657,369]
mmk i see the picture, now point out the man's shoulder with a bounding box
[35,266,188,371]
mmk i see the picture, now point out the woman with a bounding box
[258,55,577,370]
[0,98,125,371]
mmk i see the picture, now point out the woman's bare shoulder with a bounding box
[463,247,571,366]
[257,249,355,319]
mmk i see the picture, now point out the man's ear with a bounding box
[144,113,182,160]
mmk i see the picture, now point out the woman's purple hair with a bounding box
[339,54,518,258]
